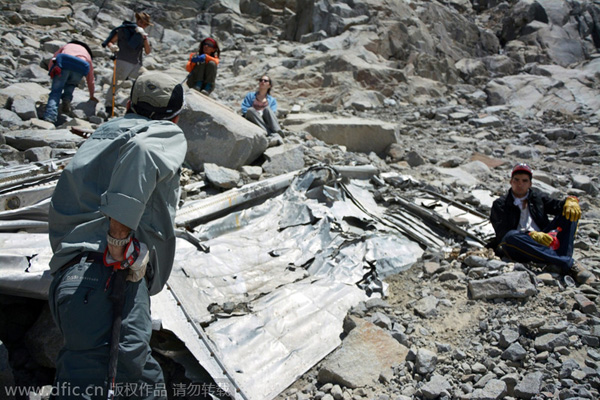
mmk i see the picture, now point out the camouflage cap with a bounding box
[130,72,184,120]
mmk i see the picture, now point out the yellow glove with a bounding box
[562,196,581,222]
[529,231,553,247]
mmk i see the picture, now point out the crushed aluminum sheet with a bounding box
[0,233,53,299]
[162,169,424,399]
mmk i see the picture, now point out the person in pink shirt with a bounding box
[43,40,98,124]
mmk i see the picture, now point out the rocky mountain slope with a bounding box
[0,0,599,399]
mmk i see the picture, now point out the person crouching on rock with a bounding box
[241,74,282,137]
[43,40,98,124]
[186,37,220,95]
[488,162,594,285]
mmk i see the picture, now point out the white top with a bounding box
[514,193,540,232]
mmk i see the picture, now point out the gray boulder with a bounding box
[421,374,451,399]
[468,271,537,300]
[262,144,305,175]
[299,117,398,154]
[318,317,409,388]
[178,90,268,171]
[514,371,544,400]
[204,163,241,189]
[11,95,38,120]
[4,129,82,150]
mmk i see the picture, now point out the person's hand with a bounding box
[529,231,553,247]
[49,65,61,78]
[192,54,206,63]
[109,43,119,53]
[126,241,150,283]
[135,26,148,38]
[89,95,99,103]
[562,196,581,222]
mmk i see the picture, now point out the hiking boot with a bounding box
[61,100,72,115]
[201,83,214,95]
[569,262,594,285]
[193,81,204,92]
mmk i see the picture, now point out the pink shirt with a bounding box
[49,43,95,97]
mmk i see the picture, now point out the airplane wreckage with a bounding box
[0,152,495,400]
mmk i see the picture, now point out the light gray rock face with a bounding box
[178,91,268,171]
[535,24,586,67]
[538,0,571,26]
[534,332,570,351]
[301,117,398,154]
[24,146,52,162]
[318,317,409,388]
[468,272,537,300]
[414,295,439,318]
[415,348,437,375]
[0,109,23,128]
[421,374,451,399]
[4,129,82,150]
[10,95,37,120]
[571,174,598,195]
[262,144,305,175]
[0,82,49,105]
[470,379,507,400]
[204,163,241,189]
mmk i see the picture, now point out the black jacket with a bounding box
[488,187,565,249]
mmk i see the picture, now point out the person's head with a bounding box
[135,12,152,28]
[510,163,533,198]
[258,75,272,94]
[199,37,220,58]
[69,40,93,60]
[129,72,185,122]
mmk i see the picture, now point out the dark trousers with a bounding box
[49,256,165,399]
[186,60,217,90]
[499,215,578,272]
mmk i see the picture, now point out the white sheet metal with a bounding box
[164,170,423,399]
[0,233,53,299]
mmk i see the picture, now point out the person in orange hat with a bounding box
[186,37,220,95]
[488,162,593,284]
[102,12,153,116]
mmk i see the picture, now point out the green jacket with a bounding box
[49,115,187,295]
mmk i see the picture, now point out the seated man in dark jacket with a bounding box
[488,163,593,284]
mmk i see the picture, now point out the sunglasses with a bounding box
[259,79,270,83]
[203,43,215,48]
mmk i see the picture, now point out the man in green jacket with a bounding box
[48,72,186,399]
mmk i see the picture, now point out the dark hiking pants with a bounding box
[49,254,165,399]
[499,215,578,273]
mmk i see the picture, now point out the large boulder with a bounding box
[178,90,268,171]
[0,82,49,108]
[291,117,398,154]
[3,129,83,150]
